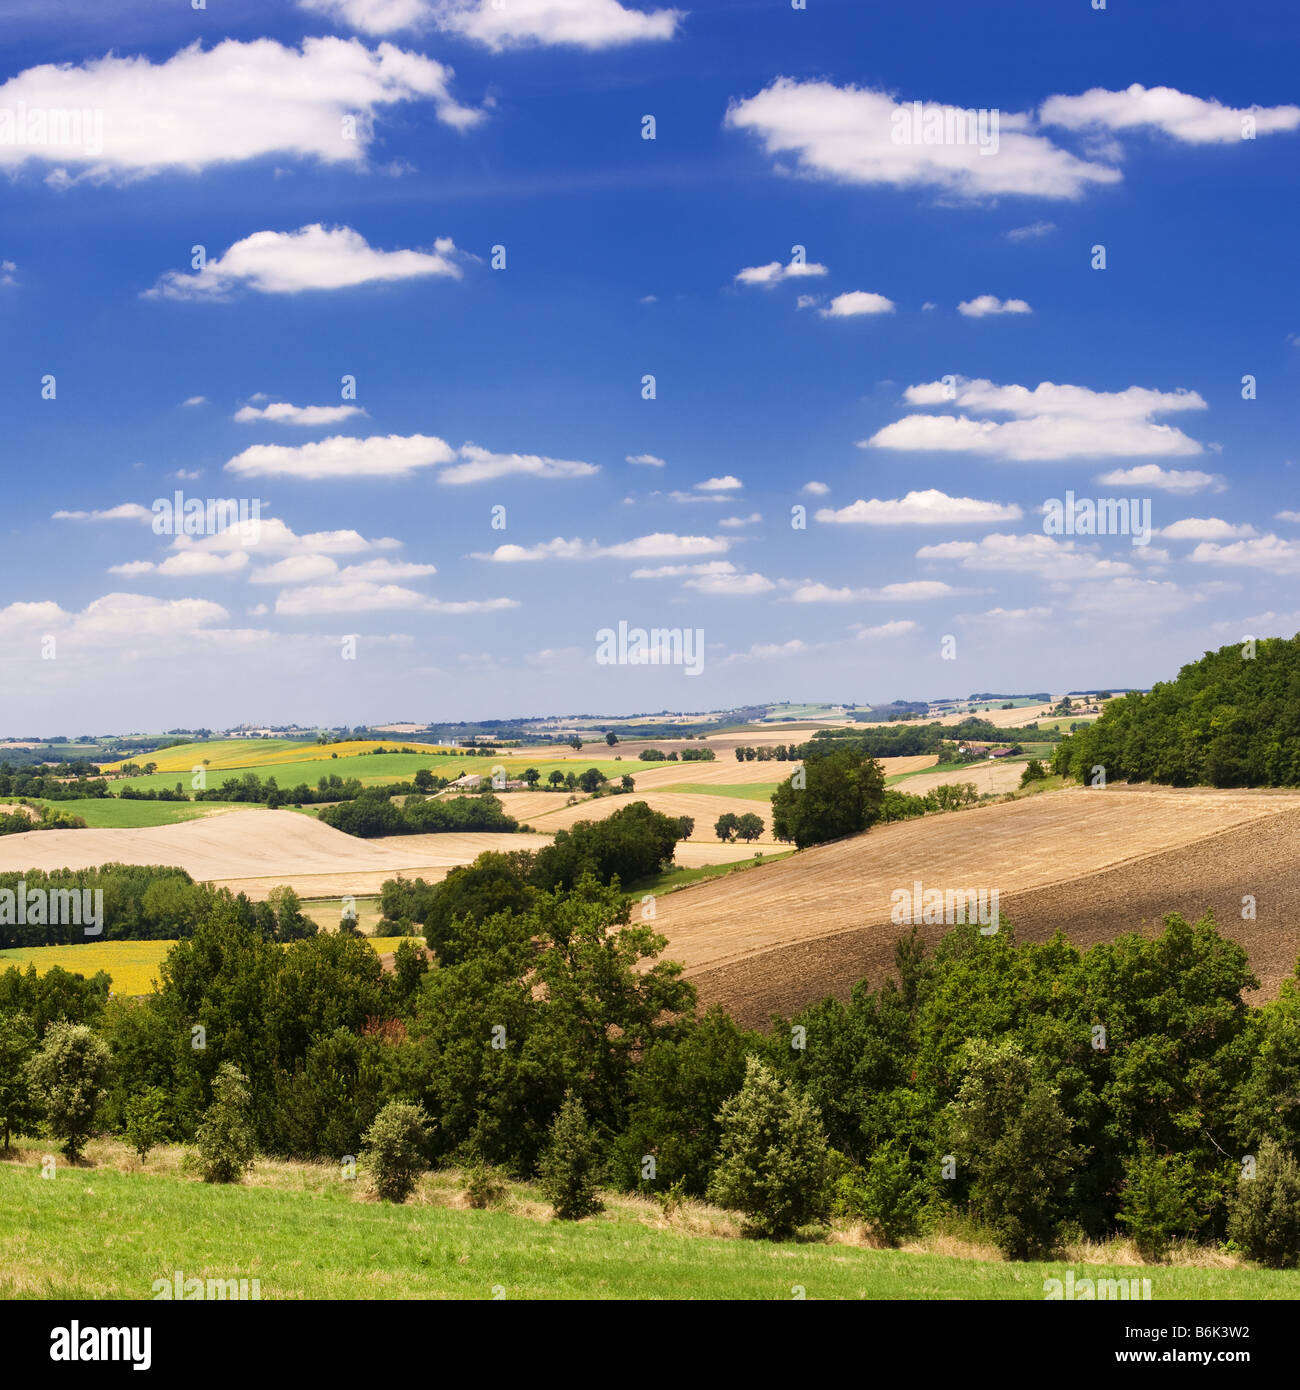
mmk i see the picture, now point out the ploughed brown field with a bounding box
[653,786,1300,1028]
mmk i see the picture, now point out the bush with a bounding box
[1018,759,1048,788]
[831,1143,926,1245]
[363,1101,431,1203]
[1116,1146,1204,1260]
[25,1021,110,1162]
[124,1086,170,1162]
[464,1159,510,1210]
[0,1011,37,1149]
[194,1064,257,1183]
[539,1092,604,1220]
[707,1057,830,1238]
[1226,1139,1300,1268]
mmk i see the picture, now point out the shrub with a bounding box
[124,1086,170,1162]
[25,1021,110,1162]
[363,1101,431,1203]
[194,1064,257,1183]
[1018,759,1048,788]
[707,1057,830,1238]
[831,1143,926,1245]
[539,1092,604,1220]
[1116,1146,1203,1260]
[464,1159,510,1210]
[0,1010,37,1149]
[1226,1139,1300,1268]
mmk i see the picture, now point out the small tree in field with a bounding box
[677,816,694,840]
[708,1057,830,1238]
[714,812,739,842]
[195,1064,256,1183]
[125,1086,170,1162]
[1018,759,1048,788]
[1227,1139,1300,1268]
[735,812,764,843]
[363,1101,431,1203]
[539,1092,604,1220]
[25,1022,109,1162]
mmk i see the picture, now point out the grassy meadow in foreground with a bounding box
[0,1143,1291,1301]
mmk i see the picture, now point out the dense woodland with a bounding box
[1054,636,1300,787]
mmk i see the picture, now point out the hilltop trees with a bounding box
[771,747,885,848]
[1053,634,1300,787]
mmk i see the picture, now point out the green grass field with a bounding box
[670,783,779,802]
[1,1149,1289,1300]
[28,798,220,829]
[631,850,794,896]
[886,760,984,786]
[111,754,657,797]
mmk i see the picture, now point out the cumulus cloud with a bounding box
[957,294,1032,317]
[234,401,367,426]
[438,444,599,485]
[734,258,829,286]
[53,503,152,522]
[801,480,829,496]
[1188,534,1300,573]
[719,513,762,528]
[1095,464,1225,494]
[820,290,895,317]
[725,79,1120,199]
[472,533,730,562]
[148,225,467,299]
[305,0,682,47]
[853,620,918,639]
[0,38,480,184]
[683,570,775,596]
[0,592,232,644]
[113,544,251,578]
[695,475,743,492]
[1159,518,1258,541]
[1005,221,1056,241]
[180,395,208,407]
[865,377,1207,461]
[816,489,1022,526]
[226,432,455,479]
[917,532,1134,579]
[630,561,737,579]
[786,580,958,603]
[1066,577,1194,616]
[275,580,517,614]
[1040,84,1300,144]
[626,453,665,466]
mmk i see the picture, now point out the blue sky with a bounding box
[1,0,1297,731]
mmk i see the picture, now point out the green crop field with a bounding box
[110,753,657,797]
[0,1151,1289,1301]
[670,783,779,802]
[28,798,221,829]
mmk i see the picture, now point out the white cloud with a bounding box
[53,503,152,522]
[957,606,1052,625]
[854,620,918,639]
[917,532,1134,579]
[866,377,1207,461]
[786,580,958,603]
[742,638,807,660]
[0,38,480,183]
[226,432,454,479]
[1095,463,1224,494]
[276,580,517,614]
[249,554,343,586]
[180,395,208,407]
[1276,510,1300,523]
[438,444,599,485]
[234,401,367,426]
[340,557,438,581]
[820,290,895,318]
[630,561,736,579]
[1188,534,1300,573]
[472,533,730,562]
[801,480,829,496]
[696,475,743,492]
[725,79,1120,199]
[1067,578,1193,616]
[311,0,683,47]
[683,570,775,596]
[957,294,1032,317]
[148,225,467,299]
[115,541,251,577]
[626,453,665,466]
[0,592,231,644]
[734,258,829,286]
[816,489,1022,526]
[1005,221,1056,241]
[1040,84,1300,145]
[1159,518,1258,541]
[719,512,762,528]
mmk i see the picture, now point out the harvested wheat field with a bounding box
[522,791,778,842]
[652,786,1300,1028]
[897,758,1027,797]
[626,760,797,789]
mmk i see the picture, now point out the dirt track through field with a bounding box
[653,786,1300,1026]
